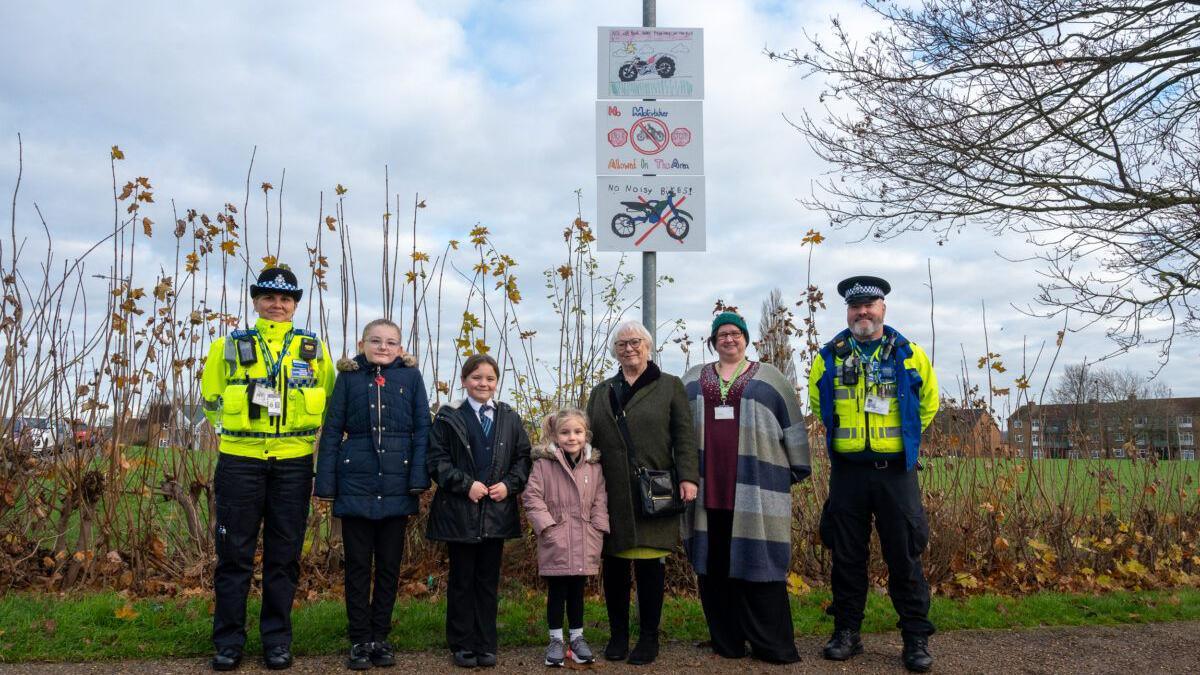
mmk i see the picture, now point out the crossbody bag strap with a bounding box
[609,383,643,478]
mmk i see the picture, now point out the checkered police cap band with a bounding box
[256,273,300,292]
[844,283,884,300]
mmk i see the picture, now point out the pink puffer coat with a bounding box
[522,443,609,576]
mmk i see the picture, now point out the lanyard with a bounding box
[255,330,296,382]
[716,359,747,403]
[849,338,883,365]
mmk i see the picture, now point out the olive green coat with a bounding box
[586,369,700,555]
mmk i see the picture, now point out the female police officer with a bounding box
[201,267,335,671]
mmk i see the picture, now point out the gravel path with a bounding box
[3,621,1198,674]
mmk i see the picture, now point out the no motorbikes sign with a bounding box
[596,100,703,176]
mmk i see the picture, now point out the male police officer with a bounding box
[807,276,939,673]
[201,267,334,671]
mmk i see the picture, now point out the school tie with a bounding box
[479,404,493,436]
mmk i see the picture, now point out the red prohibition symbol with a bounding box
[630,117,670,155]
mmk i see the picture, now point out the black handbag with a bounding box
[611,384,685,518]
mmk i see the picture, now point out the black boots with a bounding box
[627,632,660,665]
[902,634,933,672]
[822,629,864,661]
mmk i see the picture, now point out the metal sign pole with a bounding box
[642,0,657,346]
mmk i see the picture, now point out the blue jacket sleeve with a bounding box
[408,372,432,493]
[315,372,349,498]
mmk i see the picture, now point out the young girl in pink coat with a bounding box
[522,408,609,667]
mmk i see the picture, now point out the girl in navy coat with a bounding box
[316,318,431,669]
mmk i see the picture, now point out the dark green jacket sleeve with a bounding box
[669,376,700,484]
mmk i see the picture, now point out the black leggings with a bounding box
[545,575,586,631]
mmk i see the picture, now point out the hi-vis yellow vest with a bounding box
[808,329,938,461]
[201,318,335,460]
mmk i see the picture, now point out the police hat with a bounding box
[250,267,303,301]
[837,275,890,304]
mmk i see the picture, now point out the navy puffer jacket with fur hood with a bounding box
[315,353,431,519]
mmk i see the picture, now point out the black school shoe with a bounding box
[263,645,294,670]
[210,646,243,671]
[474,652,497,667]
[346,643,372,670]
[451,650,477,668]
[370,640,396,667]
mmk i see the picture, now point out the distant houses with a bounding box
[1006,396,1199,460]
[924,406,1009,457]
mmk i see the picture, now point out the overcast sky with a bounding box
[2,0,1195,411]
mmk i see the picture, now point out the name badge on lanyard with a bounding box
[865,395,890,415]
[714,405,735,420]
[253,385,283,417]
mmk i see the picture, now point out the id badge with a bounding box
[714,405,735,420]
[254,385,283,416]
[865,395,890,415]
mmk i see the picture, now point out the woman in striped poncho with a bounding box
[681,312,812,664]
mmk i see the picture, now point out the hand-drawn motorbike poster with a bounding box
[596,100,703,176]
[598,27,703,99]
[596,175,705,252]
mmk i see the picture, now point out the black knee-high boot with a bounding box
[628,558,665,664]
[602,556,631,660]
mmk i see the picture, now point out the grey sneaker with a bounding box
[569,636,595,664]
[544,638,566,667]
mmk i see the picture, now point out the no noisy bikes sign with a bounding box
[596,175,706,252]
[596,100,703,176]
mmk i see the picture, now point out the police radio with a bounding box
[298,337,318,361]
[833,336,859,386]
[879,333,897,362]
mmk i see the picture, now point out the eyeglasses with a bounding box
[615,338,644,351]
[715,331,743,342]
[366,337,402,349]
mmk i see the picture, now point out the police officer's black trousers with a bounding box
[212,453,313,651]
[342,515,409,645]
[820,459,934,637]
[697,509,800,663]
[445,539,504,654]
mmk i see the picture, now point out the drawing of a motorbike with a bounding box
[617,53,676,82]
[611,191,691,241]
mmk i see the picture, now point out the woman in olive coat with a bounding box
[586,319,699,665]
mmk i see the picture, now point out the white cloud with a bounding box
[0,0,1193,406]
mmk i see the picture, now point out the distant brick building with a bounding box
[925,406,1007,457]
[1006,397,1200,460]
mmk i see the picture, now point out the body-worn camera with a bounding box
[841,354,860,386]
[236,337,258,366]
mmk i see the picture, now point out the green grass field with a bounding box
[919,457,1200,515]
[1,588,1198,662]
